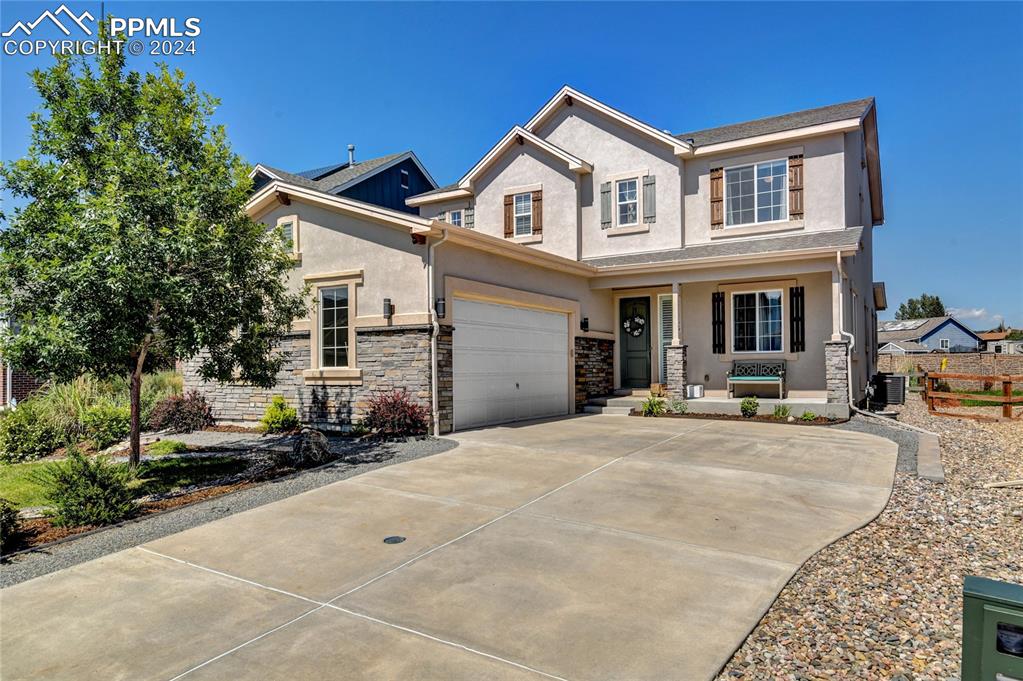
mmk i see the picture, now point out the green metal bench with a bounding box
[727,360,786,399]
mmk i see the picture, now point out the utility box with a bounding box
[962,576,1023,681]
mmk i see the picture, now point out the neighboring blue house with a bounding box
[877,316,982,354]
[250,147,437,214]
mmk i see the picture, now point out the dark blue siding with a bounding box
[339,158,433,214]
[920,319,981,352]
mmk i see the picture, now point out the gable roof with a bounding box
[251,151,437,196]
[457,126,592,190]
[978,330,1008,342]
[877,316,981,344]
[878,340,928,354]
[675,98,874,147]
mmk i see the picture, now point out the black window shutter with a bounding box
[789,286,805,352]
[712,292,725,354]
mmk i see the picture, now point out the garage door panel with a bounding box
[453,299,569,430]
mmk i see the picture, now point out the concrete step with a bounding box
[614,389,651,398]
[583,405,634,415]
[587,396,646,408]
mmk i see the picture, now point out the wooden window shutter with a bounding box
[712,291,725,354]
[503,194,513,238]
[464,206,474,229]
[531,189,543,235]
[642,175,656,224]
[788,155,804,220]
[789,286,806,352]
[600,182,612,229]
[710,168,724,229]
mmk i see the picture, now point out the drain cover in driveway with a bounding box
[383,536,406,544]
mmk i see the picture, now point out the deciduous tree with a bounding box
[895,293,946,320]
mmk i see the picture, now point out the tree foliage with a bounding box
[895,293,946,320]
[0,38,306,465]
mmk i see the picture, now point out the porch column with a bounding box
[665,345,687,398]
[831,268,843,341]
[671,282,681,346]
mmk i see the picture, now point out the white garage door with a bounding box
[453,298,570,430]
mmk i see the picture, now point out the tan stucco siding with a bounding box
[471,146,579,260]
[419,197,473,221]
[535,106,684,260]
[255,201,430,323]
[683,134,848,246]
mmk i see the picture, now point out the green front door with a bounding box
[620,297,651,389]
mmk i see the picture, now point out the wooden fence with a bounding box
[923,372,1023,422]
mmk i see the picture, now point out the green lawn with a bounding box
[0,456,249,509]
[954,388,1023,407]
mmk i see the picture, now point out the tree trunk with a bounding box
[129,368,142,468]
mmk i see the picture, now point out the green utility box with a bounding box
[962,576,1023,681]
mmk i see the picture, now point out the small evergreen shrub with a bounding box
[772,404,791,419]
[364,390,430,437]
[260,396,300,433]
[148,391,215,433]
[82,403,131,450]
[348,420,370,437]
[42,449,136,527]
[668,397,688,414]
[0,401,60,463]
[740,396,759,418]
[641,396,666,417]
[800,410,817,422]
[0,498,20,552]
[147,440,188,456]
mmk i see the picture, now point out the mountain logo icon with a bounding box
[2,4,95,37]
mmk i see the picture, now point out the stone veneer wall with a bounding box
[183,325,451,432]
[574,337,614,410]
[878,352,1023,378]
[664,345,688,398]
[825,340,850,404]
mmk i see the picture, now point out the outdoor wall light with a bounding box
[580,317,589,332]
[435,297,446,319]
[383,298,394,320]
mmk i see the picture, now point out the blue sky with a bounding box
[2,1,1021,327]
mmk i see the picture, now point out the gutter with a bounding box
[427,227,450,436]
[837,252,856,406]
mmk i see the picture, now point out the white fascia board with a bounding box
[405,187,474,207]
[327,151,440,194]
[248,163,281,180]
[524,86,691,157]
[589,244,861,277]
[247,181,433,233]
[457,126,592,190]
[690,119,862,157]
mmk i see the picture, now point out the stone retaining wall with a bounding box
[575,337,614,410]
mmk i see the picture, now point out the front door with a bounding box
[619,297,651,388]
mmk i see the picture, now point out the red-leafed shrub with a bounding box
[148,391,215,433]
[363,390,430,438]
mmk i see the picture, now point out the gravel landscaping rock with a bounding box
[831,413,919,473]
[716,397,1022,680]
[1,436,457,588]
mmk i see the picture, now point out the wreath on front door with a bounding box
[623,314,646,337]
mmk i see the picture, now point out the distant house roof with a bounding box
[675,98,875,147]
[877,316,981,345]
[978,330,1009,342]
[251,151,437,196]
[878,340,928,354]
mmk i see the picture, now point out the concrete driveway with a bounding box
[0,416,897,681]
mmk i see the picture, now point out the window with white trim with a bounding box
[400,169,409,190]
[449,210,462,227]
[616,178,639,226]
[320,286,349,368]
[733,290,783,353]
[725,159,787,226]
[513,193,532,236]
[939,338,950,350]
[279,220,295,250]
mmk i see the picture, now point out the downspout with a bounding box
[836,252,856,406]
[427,227,450,436]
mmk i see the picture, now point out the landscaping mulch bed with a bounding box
[630,410,844,425]
[714,397,1023,680]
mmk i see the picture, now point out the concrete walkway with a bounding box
[0,415,897,681]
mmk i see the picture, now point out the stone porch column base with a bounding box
[824,340,850,404]
[665,344,688,398]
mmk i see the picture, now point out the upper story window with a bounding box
[320,286,350,368]
[449,210,462,227]
[276,215,299,255]
[616,178,639,226]
[400,169,410,190]
[513,193,532,236]
[726,159,787,226]
[733,290,782,353]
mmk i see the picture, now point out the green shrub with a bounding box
[641,396,666,417]
[364,390,430,437]
[149,391,215,433]
[42,449,136,527]
[0,401,61,463]
[772,404,791,419]
[348,420,370,437]
[260,396,300,433]
[740,396,759,418]
[0,497,20,552]
[146,440,188,457]
[800,410,817,422]
[33,375,104,445]
[82,403,130,450]
[668,397,688,414]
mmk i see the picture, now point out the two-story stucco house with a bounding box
[185,86,886,432]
